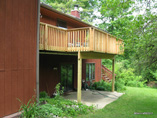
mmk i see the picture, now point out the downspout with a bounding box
[36,0,40,102]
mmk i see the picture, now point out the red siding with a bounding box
[82,59,102,83]
[39,54,77,96]
[0,0,38,117]
[39,55,102,96]
[40,7,89,29]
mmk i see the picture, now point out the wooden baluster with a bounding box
[80,30,82,51]
[96,32,99,51]
[106,34,108,53]
[49,27,51,50]
[52,28,54,50]
[102,33,104,52]
[55,29,57,50]
[61,30,62,50]
[89,28,93,51]
[48,27,49,50]
[70,31,72,51]
[93,30,95,51]
[100,32,102,51]
[73,31,74,51]
[85,30,86,50]
[45,24,48,50]
[65,31,67,51]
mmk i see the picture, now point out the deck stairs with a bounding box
[101,65,116,82]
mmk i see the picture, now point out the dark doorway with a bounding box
[61,64,74,92]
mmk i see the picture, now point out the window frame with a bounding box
[57,18,67,29]
[86,63,95,81]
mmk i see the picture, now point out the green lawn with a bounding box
[77,87,157,118]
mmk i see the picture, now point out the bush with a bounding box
[96,86,105,91]
[39,83,95,117]
[55,83,64,99]
[115,62,146,89]
[19,83,95,118]
[38,103,63,117]
[91,80,112,91]
[18,96,59,118]
[115,78,126,91]
[39,91,49,98]
[46,97,95,117]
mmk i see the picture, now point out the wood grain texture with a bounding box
[0,0,38,117]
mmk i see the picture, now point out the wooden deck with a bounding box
[40,22,123,54]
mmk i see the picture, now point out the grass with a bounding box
[77,87,157,118]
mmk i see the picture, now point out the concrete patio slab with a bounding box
[63,90,124,109]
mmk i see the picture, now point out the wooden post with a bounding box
[112,58,115,92]
[90,28,94,51]
[77,51,82,102]
[45,24,48,50]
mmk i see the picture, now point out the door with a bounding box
[61,64,73,92]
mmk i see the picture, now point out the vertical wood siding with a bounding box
[40,7,88,29]
[0,0,38,117]
[39,54,77,96]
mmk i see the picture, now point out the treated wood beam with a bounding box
[77,51,82,102]
[81,52,115,59]
[39,51,77,56]
[112,58,115,92]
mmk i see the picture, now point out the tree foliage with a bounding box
[99,0,157,81]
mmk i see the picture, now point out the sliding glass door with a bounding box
[61,64,73,92]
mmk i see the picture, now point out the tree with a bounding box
[99,0,157,81]
[98,0,134,35]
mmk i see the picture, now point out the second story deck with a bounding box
[40,22,123,55]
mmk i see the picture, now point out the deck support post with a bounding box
[112,58,115,92]
[77,51,82,102]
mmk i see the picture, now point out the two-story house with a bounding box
[0,1,123,117]
[39,3,123,102]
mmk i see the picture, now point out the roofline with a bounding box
[40,2,123,41]
[40,2,92,27]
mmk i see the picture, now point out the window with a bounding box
[86,63,95,81]
[57,19,67,29]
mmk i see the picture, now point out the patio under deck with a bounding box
[63,90,123,109]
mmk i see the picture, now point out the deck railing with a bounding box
[39,22,123,54]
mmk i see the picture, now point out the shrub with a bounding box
[18,95,64,118]
[115,62,146,89]
[38,103,63,117]
[55,83,64,99]
[46,97,95,117]
[91,80,112,91]
[115,78,126,91]
[39,91,49,98]
[96,86,105,91]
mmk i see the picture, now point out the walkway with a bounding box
[63,90,123,109]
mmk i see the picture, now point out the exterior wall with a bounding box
[0,0,38,117]
[40,7,88,29]
[39,6,102,96]
[39,54,77,96]
[82,59,102,84]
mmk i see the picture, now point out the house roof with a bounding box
[40,2,123,41]
[40,3,92,27]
